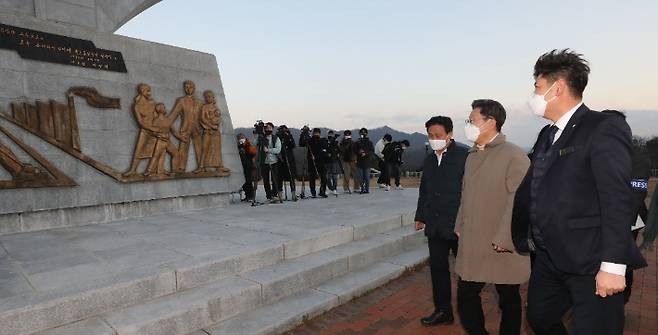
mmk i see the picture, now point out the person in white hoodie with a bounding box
[375,134,392,188]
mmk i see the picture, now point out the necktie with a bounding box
[545,125,559,152]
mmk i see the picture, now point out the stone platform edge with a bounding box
[0,192,233,235]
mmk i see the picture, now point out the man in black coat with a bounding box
[299,127,328,198]
[512,49,646,335]
[277,125,298,201]
[354,128,375,194]
[415,116,469,326]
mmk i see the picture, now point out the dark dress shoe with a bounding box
[420,310,454,326]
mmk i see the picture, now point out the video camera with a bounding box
[253,120,265,136]
[300,124,311,140]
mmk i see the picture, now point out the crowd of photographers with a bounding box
[236,122,410,203]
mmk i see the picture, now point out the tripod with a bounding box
[278,136,297,202]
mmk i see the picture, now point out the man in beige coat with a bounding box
[454,99,530,335]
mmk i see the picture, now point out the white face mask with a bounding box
[526,82,557,117]
[429,139,447,151]
[345,135,351,139]
[464,123,481,142]
[239,138,246,144]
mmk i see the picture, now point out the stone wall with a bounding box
[0,0,161,32]
[0,11,245,234]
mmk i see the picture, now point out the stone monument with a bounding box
[0,0,244,234]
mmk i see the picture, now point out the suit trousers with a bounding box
[428,237,458,314]
[527,249,624,335]
[457,279,521,335]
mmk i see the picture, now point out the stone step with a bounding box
[241,227,424,303]
[32,318,115,335]
[203,289,339,335]
[203,246,429,335]
[103,277,261,335]
[1,211,416,335]
[95,227,424,335]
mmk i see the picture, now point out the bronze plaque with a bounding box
[0,23,127,72]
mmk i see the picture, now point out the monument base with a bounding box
[0,189,426,335]
[0,192,232,235]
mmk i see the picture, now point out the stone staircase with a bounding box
[2,208,428,335]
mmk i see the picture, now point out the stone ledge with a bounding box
[0,193,232,235]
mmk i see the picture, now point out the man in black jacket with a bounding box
[354,128,375,194]
[277,125,298,201]
[383,139,410,190]
[415,116,469,326]
[512,49,646,335]
[300,128,328,198]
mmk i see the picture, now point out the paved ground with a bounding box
[287,240,657,335]
[0,187,416,302]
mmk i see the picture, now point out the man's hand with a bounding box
[455,231,460,238]
[415,221,425,231]
[596,271,626,297]
[492,244,511,253]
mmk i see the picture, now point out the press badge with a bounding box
[630,178,648,191]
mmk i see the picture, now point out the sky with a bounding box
[117,0,658,147]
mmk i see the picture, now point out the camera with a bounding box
[253,120,265,135]
[300,125,311,140]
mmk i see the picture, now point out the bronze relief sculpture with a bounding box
[0,80,230,189]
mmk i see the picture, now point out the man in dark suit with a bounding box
[512,49,646,335]
[415,116,469,326]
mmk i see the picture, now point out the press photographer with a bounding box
[254,121,283,203]
[300,127,328,198]
[382,139,410,191]
[277,125,298,201]
[326,130,342,196]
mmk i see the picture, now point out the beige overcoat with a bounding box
[455,134,531,284]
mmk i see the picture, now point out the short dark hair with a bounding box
[344,129,352,136]
[471,99,506,131]
[266,122,274,128]
[534,49,590,98]
[601,109,626,119]
[312,127,321,134]
[425,116,453,133]
[360,127,368,134]
[401,140,410,147]
[328,130,335,135]
[383,134,392,142]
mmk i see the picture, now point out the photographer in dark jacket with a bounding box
[326,130,342,196]
[237,133,257,201]
[277,125,298,201]
[354,128,375,194]
[414,116,468,326]
[300,128,328,198]
[382,139,410,191]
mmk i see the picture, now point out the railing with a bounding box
[652,168,658,178]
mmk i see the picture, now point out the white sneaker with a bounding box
[396,185,404,190]
[385,185,390,191]
[378,183,386,188]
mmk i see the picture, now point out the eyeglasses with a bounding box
[465,117,490,125]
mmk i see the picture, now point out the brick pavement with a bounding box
[287,241,657,335]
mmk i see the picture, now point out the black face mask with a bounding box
[328,135,335,140]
